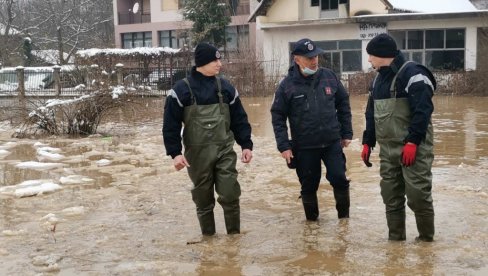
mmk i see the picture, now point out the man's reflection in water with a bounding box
[287,220,350,273]
[194,235,243,276]
[382,241,435,275]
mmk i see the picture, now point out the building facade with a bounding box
[249,0,488,75]
[113,0,255,51]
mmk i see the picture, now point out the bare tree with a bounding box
[19,0,114,64]
[0,0,23,65]
[0,0,113,66]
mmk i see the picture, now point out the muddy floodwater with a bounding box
[0,95,487,275]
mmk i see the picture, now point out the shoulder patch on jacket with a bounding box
[405,74,435,93]
[169,89,183,107]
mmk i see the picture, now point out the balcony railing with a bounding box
[118,12,151,25]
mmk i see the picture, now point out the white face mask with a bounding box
[302,67,317,76]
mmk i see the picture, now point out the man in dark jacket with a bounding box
[163,42,253,236]
[271,38,353,221]
[361,33,436,242]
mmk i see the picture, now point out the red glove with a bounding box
[361,144,372,167]
[402,143,417,167]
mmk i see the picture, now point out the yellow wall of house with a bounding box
[350,0,387,16]
[262,0,299,23]
[162,0,179,11]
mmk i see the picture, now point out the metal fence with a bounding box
[0,65,191,98]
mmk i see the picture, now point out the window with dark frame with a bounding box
[389,28,465,71]
[121,32,152,49]
[289,39,362,73]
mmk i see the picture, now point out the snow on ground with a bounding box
[96,159,112,166]
[59,175,94,185]
[0,179,62,197]
[36,147,64,161]
[15,161,64,170]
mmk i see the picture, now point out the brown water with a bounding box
[0,95,487,275]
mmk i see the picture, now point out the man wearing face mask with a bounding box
[271,38,353,222]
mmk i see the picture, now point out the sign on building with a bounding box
[359,23,387,40]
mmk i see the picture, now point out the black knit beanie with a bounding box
[366,33,399,58]
[194,42,221,67]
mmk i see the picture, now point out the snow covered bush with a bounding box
[15,86,137,136]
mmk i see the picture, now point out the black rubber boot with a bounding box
[301,193,319,221]
[415,214,435,242]
[333,188,350,219]
[222,200,240,234]
[196,207,216,236]
[386,210,406,241]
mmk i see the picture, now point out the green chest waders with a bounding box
[373,62,435,241]
[182,77,241,235]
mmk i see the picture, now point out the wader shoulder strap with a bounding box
[182,78,196,105]
[215,76,224,115]
[389,61,414,97]
[183,76,223,106]
[215,76,223,103]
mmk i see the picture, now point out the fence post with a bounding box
[116,63,124,86]
[53,65,61,96]
[88,64,99,91]
[16,66,25,99]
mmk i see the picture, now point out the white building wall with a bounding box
[465,27,478,71]
[259,17,482,75]
[260,23,360,75]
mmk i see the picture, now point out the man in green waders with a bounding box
[163,42,253,236]
[361,33,437,242]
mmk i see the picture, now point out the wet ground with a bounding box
[0,95,487,275]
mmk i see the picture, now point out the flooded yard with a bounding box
[0,95,487,275]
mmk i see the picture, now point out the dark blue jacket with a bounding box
[163,67,253,158]
[271,64,353,152]
[362,53,436,147]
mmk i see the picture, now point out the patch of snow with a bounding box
[33,142,48,147]
[0,149,9,157]
[0,179,62,197]
[59,175,94,185]
[96,159,112,166]
[74,84,86,90]
[15,161,64,170]
[111,86,126,99]
[76,47,181,58]
[61,206,85,216]
[36,146,64,161]
[2,229,26,236]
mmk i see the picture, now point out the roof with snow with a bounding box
[76,47,181,58]
[386,0,477,13]
[249,0,481,22]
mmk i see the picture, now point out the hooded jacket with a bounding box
[271,64,352,152]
